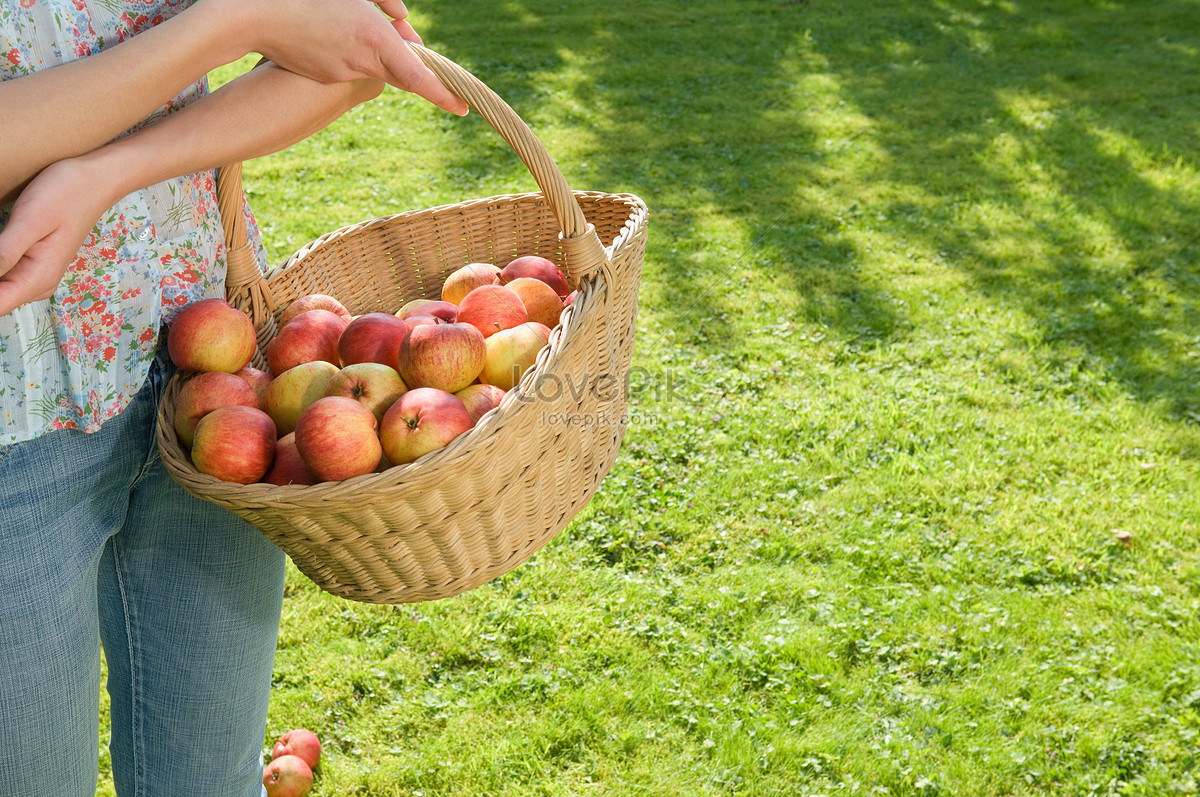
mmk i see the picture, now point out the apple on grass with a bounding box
[456,284,528,338]
[325,362,407,423]
[279,293,351,327]
[167,297,257,373]
[396,321,486,394]
[380,387,473,465]
[262,433,320,486]
[505,276,565,329]
[263,360,340,436]
[337,312,410,368]
[190,405,277,484]
[263,754,313,797]
[173,371,260,449]
[441,262,501,305]
[479,322,551,391]
[266,308,348,376]
[294,396,382,482]
[500,255,570,298]
[271,729,321,771]
[454,383,507,425]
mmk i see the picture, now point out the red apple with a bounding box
[395,297,432,319]
[262,433,320,486]
[500,255,570,298]
[262,754,313,797]
[479,322,551,390]
[234,365,273,407]
[190,405,276,484]
[396,321,486,394]
[279,293,352,326]
[505,276,565,329]
[173,370,260,449]
[266,308,349,375]
[456,284,528,338]
[400,300,458,323]
[337,311,410,368]
[167,298,257,373]
[563,290,577,308]
[294,396,382,482]
[380,387,473,465]
[263,360,340,436]
[454,383,507,425]
[325,362,407,423]
[402,314,444,333]
[441,262,502,305]
[271,728,322,771]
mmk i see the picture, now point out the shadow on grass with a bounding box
[421,0,1199,419]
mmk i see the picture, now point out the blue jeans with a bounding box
[0,341,285,797]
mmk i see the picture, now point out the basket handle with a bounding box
[215,41,610,315]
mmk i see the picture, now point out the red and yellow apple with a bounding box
[337,311,410,368]
[396,321,486,394]
[294,396,382,482]
[262,754,313,797]
[479,322,551,390]
[266,308,348,375]
[271,729,321,771]
[505,276,564,329]
[380,387,473,464]
[262,433,320,487]
[400,300,458,323]
[441,262,502,305]
[173,370,260,449]
[454,383,507,425]
[234,365,273,407]
[325,362,407,423]
[279,293,352,327]
[263,360,340,436]
[500,255,570,298]
[456,284,528,338]
[190,405,277,484]
[167,298,257,373]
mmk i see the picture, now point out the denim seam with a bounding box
[109,536,146,797]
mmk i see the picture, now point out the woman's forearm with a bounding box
[78,64,386,218]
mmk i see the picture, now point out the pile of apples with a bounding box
[168,255,576,485]
[263,728,321,797]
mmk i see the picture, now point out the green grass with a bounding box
[98,0,1200,794]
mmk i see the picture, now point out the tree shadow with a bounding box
[418,0,1199,419]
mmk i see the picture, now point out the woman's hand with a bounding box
[241,0,468,116]
[0,159,114,317]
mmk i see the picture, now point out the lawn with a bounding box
[101,0,1200,794]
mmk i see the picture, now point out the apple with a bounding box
[337,312,410,368]
[173,370,260,449]
[295,396,382,482]
[234,365,273,407]
[479,322,551,390]
[279,293,352,327]
[380,387,473,465]
[454,383,507,425]
[505,276,565,329]
[563,290,577,308]
[402,314,444,333]
[395,297,432,318]
[500,255,570,298]
[266,308,348,375]
[262,754,313,797]
[262,433,320,486]
[399,300,458,323]
[456,284,528,338]
[396,321,486,394]
[190,405,276,484]
[441,262,502,305]
[325,362,407,423]
[262,360,340,436]
[167,298,257,373]
[271,729,321,771]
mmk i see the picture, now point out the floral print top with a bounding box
[0,0,267,445]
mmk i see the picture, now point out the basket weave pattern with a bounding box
[156,45,647,604]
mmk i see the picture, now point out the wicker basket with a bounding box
[156,43,647,605]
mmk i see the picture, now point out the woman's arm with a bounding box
[0,62,402,315]
[0,0,465,203]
